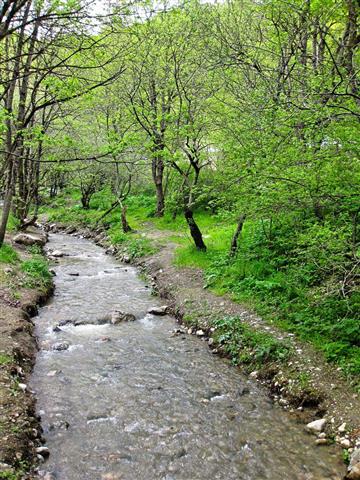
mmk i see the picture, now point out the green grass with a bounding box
[0,244,19,264]
[37,189,360,384]
[21,257,51,289]
[213,316,292,366]
[173,217,360,382]
[0,353,13,366]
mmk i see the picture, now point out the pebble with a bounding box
[338,422,347,433]
[340,438,351,449]
[18,383,27,392]
[249,371,258,379]
[196,330,205,337]
[36,447,50,457]
[306,418,327,434]
[315,439,328,446]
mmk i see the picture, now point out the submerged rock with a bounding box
[50,250,65,258]
[75,310,136,326]
[52,342,70,351]
[110,310,136,324]
[38,471,56,480]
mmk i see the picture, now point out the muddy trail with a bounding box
[30,233,345,480]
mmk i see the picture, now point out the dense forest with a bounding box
[0,0,359,380]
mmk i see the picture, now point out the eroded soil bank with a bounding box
[0,229,53,479]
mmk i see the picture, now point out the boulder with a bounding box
[148,305,169,316]
[13,232,46,247]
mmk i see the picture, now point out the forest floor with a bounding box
[0,229,53,480]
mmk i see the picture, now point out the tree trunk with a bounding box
[155,179,165,217]
[121,205,132,233]
[0,187,13,248]
[81,194,91,209]
[184,208,207,251]
[229,214,246,257]
[152,148,165,217]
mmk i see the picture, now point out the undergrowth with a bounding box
[38,190,360,384]
[21,257,51,289]
[213,316,292,367]
[0,244,19,264]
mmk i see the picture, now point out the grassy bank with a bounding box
[0,228,52,479]
[39,190,360,387]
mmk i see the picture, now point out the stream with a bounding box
[30,233,345,480]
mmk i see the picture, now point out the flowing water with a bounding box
[31,233,345,480]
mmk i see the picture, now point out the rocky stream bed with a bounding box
[24,231,351,480]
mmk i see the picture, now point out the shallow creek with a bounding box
[30,233,345,480]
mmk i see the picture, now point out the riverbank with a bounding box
[44,221,360,479]
[0,228,53,480]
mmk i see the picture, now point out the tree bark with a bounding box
[152,155,165,217]
[0,187,13,247]
[229,214,246,257]
[121,205,132,233]
[184,208,207,251]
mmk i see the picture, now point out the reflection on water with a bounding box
[31,234,345,480]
